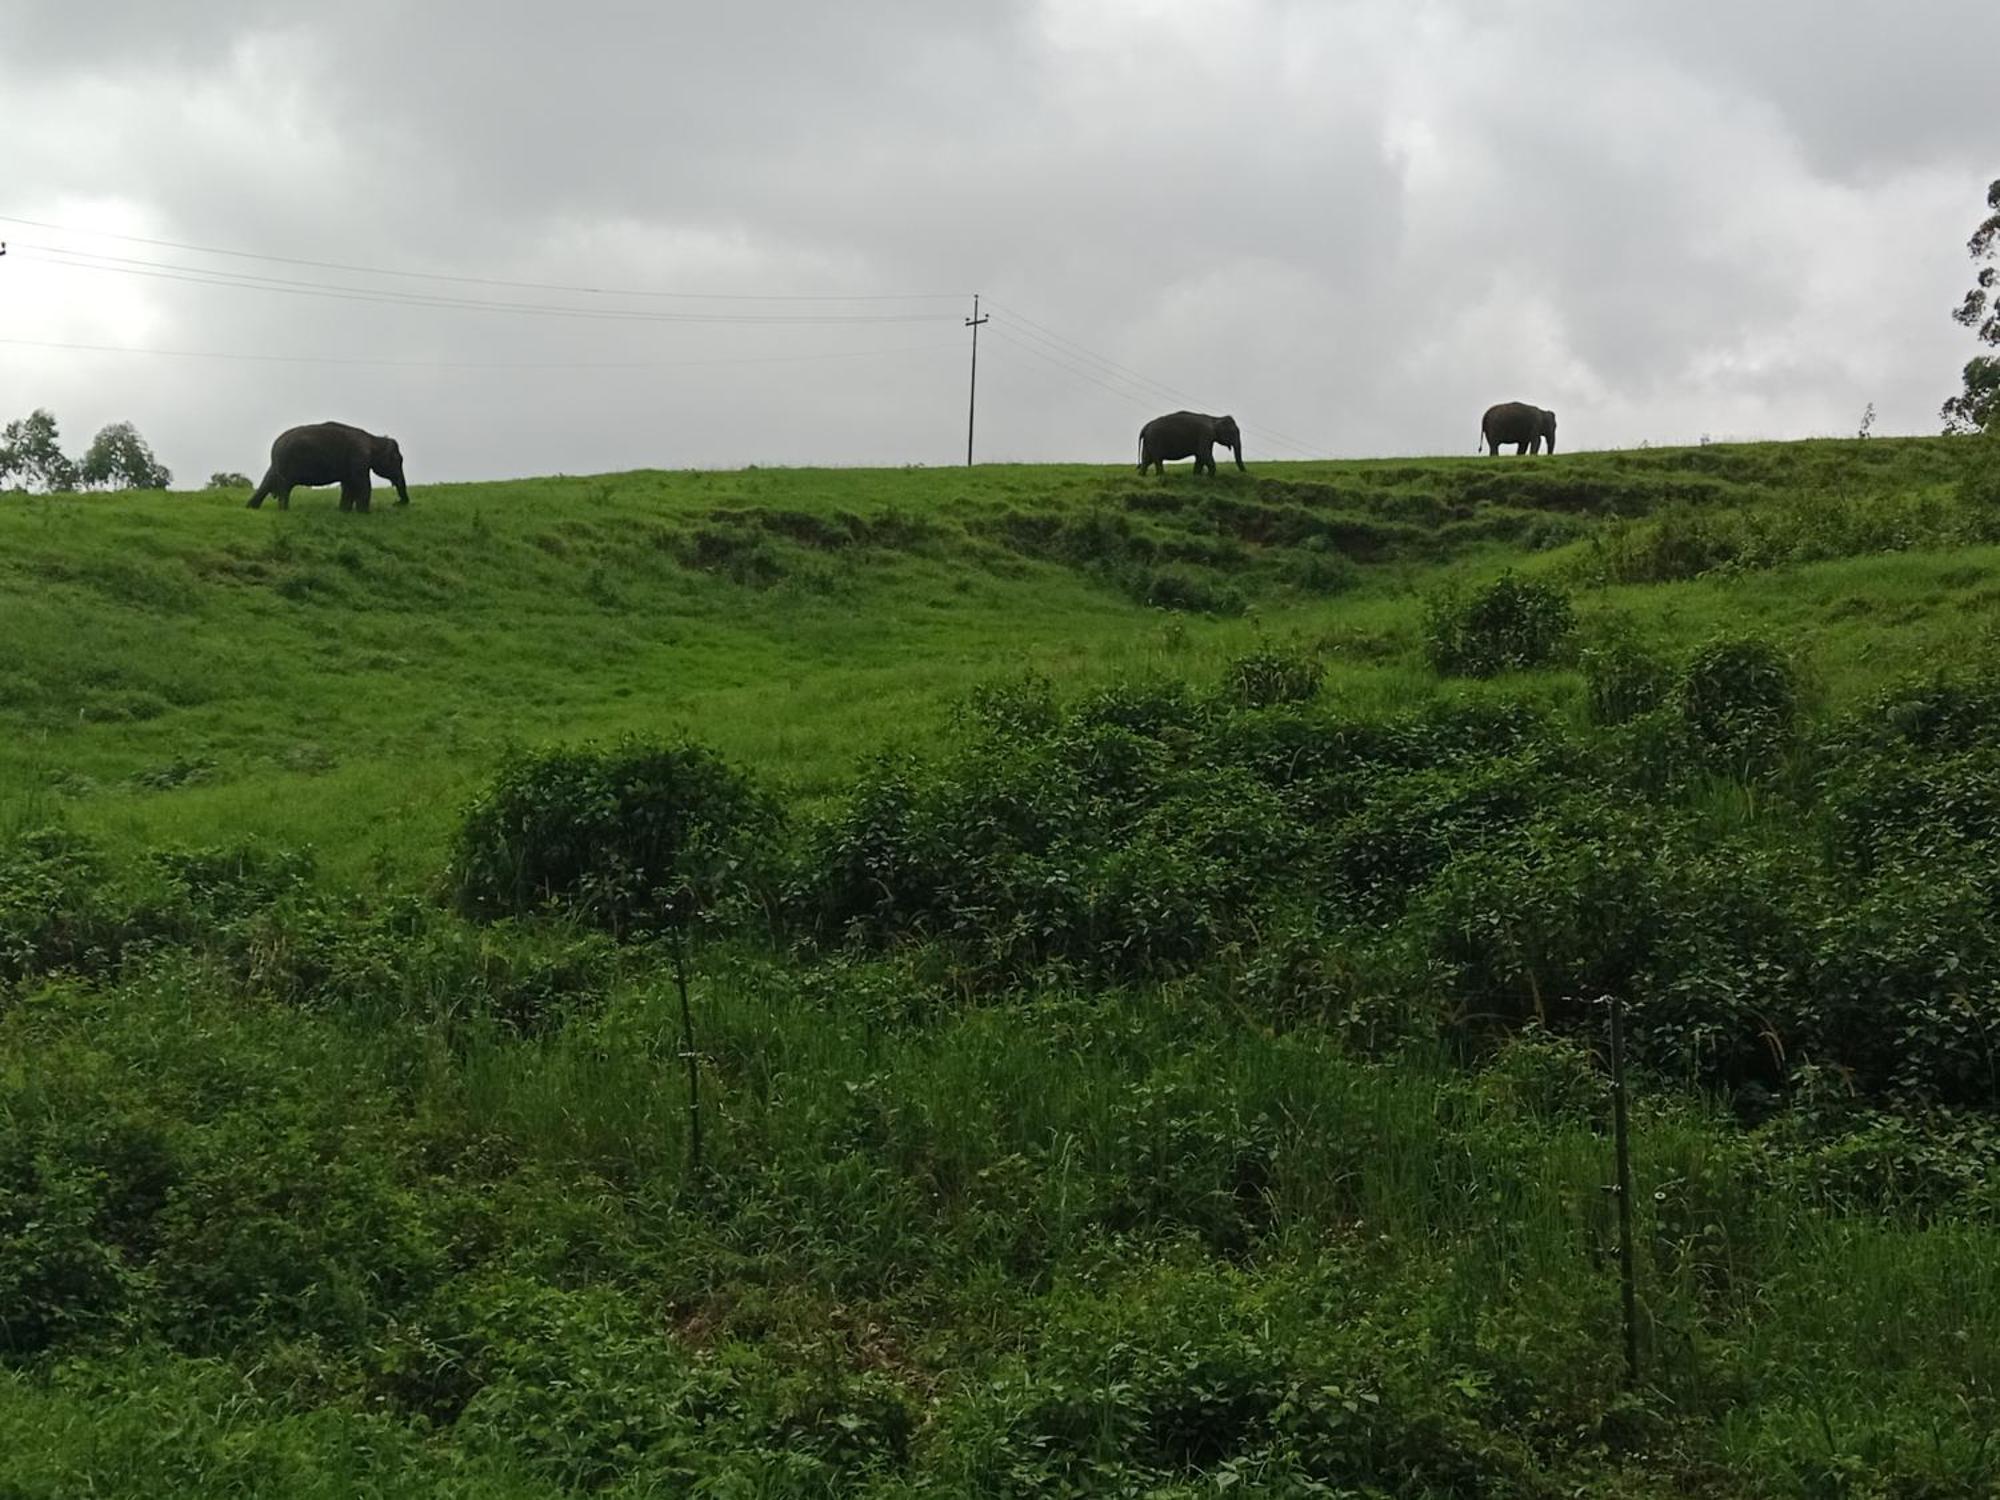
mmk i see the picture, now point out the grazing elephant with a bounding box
[247,422,410,511]
[1480,402,1558,456]
[1138,411,1244,476]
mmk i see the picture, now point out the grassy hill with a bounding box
[3,437,1999,1495]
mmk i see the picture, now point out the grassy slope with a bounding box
[4,437,1999,1496]
[3,439,1993,877]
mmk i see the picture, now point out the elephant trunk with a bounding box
[1232,437,1244,471]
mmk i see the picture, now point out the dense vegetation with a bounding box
[3,436,1999,1495]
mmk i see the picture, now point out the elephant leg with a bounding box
[1515,440,1529,455]
[247,466,279,509]
[342,472,370,512]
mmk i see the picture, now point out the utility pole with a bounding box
[965,293,988,467]
[1604,991,1641,1387]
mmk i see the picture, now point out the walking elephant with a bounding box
[1138,411,1244,476]
[247,422,410,511]
[1479,402,1558,456]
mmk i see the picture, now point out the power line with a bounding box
[991,303,1204,408]
[990,311,1324,459]
[987,325,1323,461]
[996,307,1331,459]
[985,325,1188,416]
[0,334,961,371]
[0,213,963,303]
[988,300,1333,459]
[15,245,956,325]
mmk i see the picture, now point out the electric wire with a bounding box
[984,325,1169,413]
[16,245,955,325]
[989,325,1323,461]
[0,334,961,371]
[0,213,962,302]
[2,217,1334,461]
[989,300,1333,459]
[985,325,1319,461]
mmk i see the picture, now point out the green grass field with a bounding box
[4,436,2000,1495]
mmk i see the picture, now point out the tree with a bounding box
[0,409,78,493]
[77,421,171,490]
[206,471,253,490]
[1942,177,2000,435]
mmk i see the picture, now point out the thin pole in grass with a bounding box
[670,885,703,1179]
[1603,990,1641,1387]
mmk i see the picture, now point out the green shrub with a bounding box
[0,1101,168,1354]
[1676,637,1798,774]
[1422,573,1577,677]
[450,738,778,937]
[1579,621,1672,726]
[0,829,128,983]
[1131,566,1247,616]
[1957,429,2000,507]
[1577,506,1741,584]
[1222,643,1324,708]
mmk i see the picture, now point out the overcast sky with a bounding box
[1,0,1994,483]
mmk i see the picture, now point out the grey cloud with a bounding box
[0,0,1995,483]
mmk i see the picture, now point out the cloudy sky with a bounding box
[1,0,1993,483]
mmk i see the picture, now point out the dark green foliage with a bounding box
[1573,467,2000,584]
[1222,642,1324,707]
[205,471,254,490]
[450,738,778,937]
[77,423,171,491]
[1581,620,1673,725]
[1577,504,1740,584]
[1677,637,1798,774]
[0,408,77,493]
[0,829,122,982]
[932,1255,1638,1497]
[1132,565,1247,615]
[1960,429,2000,505]
[789,690,1559,984]
[1422,572,1578,677]
[1940,177,2000,435]
[780,661,2000,1114]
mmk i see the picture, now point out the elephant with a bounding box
[247,422,409,511]
[1479,402,1558,456]
[1138,411,1244,476]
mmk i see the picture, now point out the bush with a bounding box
[1576,506,1740,585]
[1580,621,1672,726]
[1677,637,1798,774]
[1222,643,1324,708]
[450,739,778,937]
[0,829,128,983]
[1422,573,1577,677]
[1960,430,2000,507]
[1131,566,1246,616]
